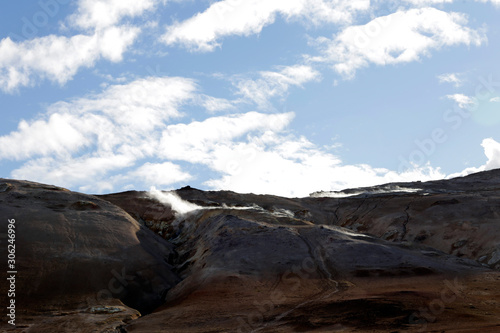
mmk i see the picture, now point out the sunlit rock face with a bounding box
[2,170,500,332]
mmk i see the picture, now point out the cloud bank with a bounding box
[0,75,453,197]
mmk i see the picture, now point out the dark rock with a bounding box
[2,169,500,332]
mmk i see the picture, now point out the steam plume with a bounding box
[148,186,202,216]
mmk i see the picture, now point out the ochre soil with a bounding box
[124,271,500,333]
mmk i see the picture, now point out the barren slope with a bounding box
[1,170,500,332]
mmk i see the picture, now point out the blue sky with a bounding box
[1,0,500,197]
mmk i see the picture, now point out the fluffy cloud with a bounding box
[0,27,139,92]
[0,76,195,160]
[0,77,197,191]
[199,95,235,113]
[123,162,193,187]
[235,65,320,109]
[312,8,485,78]
[0,73,447,196]
[482,138,500,170]
[202,133,445,197]
[161,0,370,52]
[68,0,159,30]
[438,73,464,87]
[446,93,474,108]
[0,113,89,160]
[448,138,500,178]
[403,0,453,4]
[0,0,167,92]
[11,157,193,195]
[404,0,500,5]
[11,154,136,193]
[158,111,445,197]
[159,112,294,163]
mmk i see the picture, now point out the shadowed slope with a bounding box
[0,179,180,332]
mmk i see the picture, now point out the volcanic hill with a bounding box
[1,170,500,332]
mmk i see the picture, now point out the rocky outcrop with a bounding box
[0,179,180,332]
[307,170,500,270]
[2,170,500,332]
[142,170,500,270]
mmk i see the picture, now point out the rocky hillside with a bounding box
[1,170,500,332]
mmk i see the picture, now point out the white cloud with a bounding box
[403,0,453,4]
[159,112,295,163]
[0,0,170,92]
[13,158,193,194]
[203,133,445,197]
[312,8,485,78]
[0,26,139,92]
[438,72,464,87]
[1,75,449,196]
[482,138,500,170]
[0,76,197,191]
[12,154,136,193]
[0,76,195,160]
[490,97,500,102]
[55,76,196,131]
[127,162,193,187]
[161,0,370,52]
[448,138,500,178]
[157,111,445,197]
[68,0,159,30]
[198,95,235,113]
[446,93,474,108]
[476,0,500,6]
[235,65,320,109]
[404,0,500,6]
[0,113,89,160]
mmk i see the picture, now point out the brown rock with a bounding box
[0,179,180,332]
[2,169,500,332]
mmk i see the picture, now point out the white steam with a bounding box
[148,186,202,216]
[311,186,421,198]
[147,187,295,219]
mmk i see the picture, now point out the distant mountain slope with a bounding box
[1,169,500,332]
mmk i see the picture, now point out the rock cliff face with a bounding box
[1,170,500,332]
[0,180,180,332]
